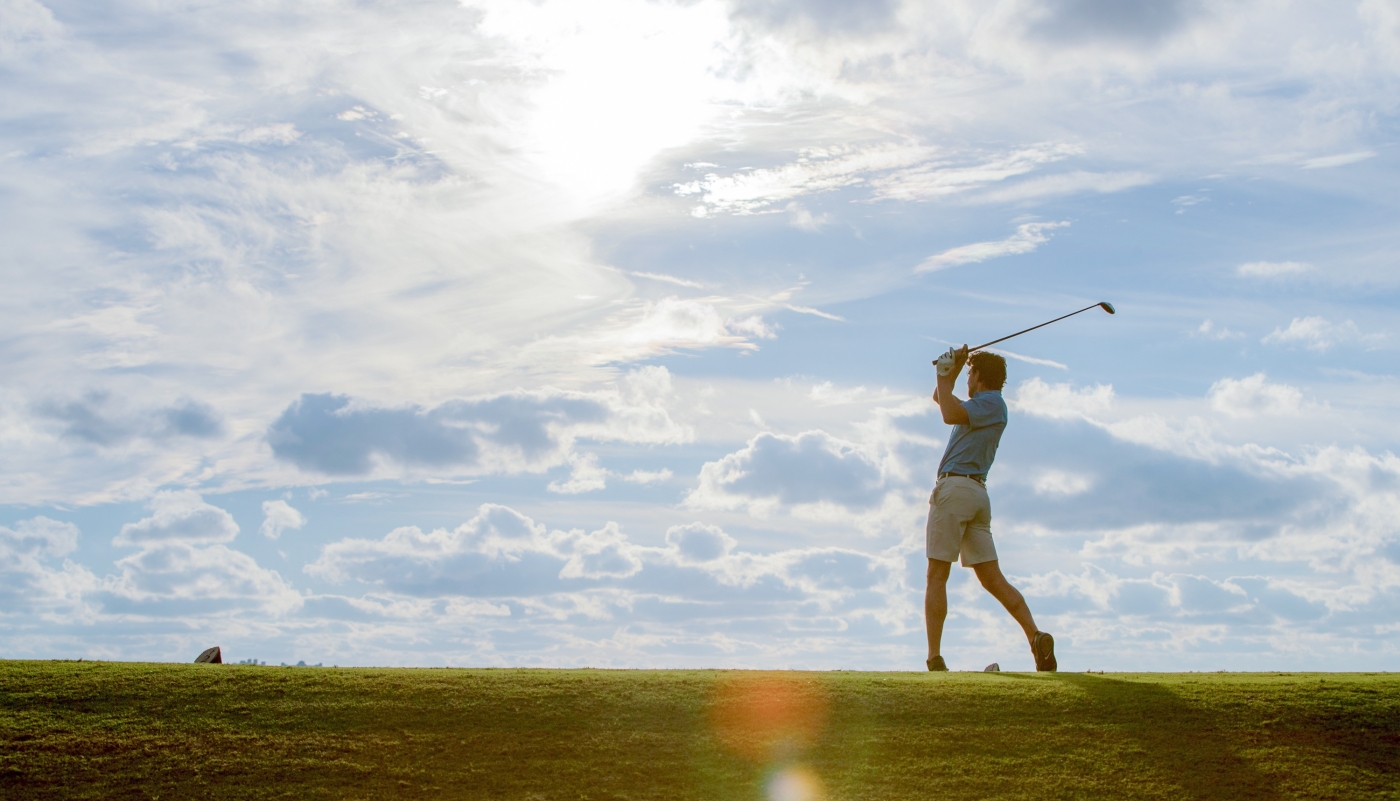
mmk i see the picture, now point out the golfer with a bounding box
[924,345,1056,672]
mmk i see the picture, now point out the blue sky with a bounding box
[2,0,1398,671]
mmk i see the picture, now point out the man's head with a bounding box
[967,351,1007,393]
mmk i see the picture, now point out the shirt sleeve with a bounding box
[962,394,1005,430]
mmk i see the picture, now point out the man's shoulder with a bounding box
[969,389,1006,409]
[966,390,1007,425]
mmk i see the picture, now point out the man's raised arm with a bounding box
[934,345,971,426]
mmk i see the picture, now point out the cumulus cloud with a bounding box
[307,504,897,612]
[34,394,222,447]
[686,430,888,514]
[105,542,301,614]
[1195,319,1244,340]
[306,504,635,594]
[1009,378,1115,420]
[104,495,299,615]
[115,491,240,546]
[1208,374,1307,419]
[915,222,1068,272]
[622,468,673,484]
[1261,317,1381,351]
[0,517,97,615]
[665,522,737,564]
[1032,469,1094,496]
[266,368,689,478]
[547,453,609,494]
[786,203,832,231]
[259,500,307,539]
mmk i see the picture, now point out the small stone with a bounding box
[195,646,222,664]
[983,662,1000,672]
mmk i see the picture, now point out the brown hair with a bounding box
[968,351,1007,390]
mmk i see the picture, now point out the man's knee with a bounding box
[973,560,1008,590]
[926,559,952,584]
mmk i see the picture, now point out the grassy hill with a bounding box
[1,660,1397,799]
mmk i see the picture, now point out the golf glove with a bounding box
[935,348,956,377]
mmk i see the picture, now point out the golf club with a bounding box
[932,302,1116,366]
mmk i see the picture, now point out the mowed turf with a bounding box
[1,661,1397,800]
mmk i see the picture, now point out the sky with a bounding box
[2,0,1398,671]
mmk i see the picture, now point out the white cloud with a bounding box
[556,521,643,579]
[106,542,301,613]
[987,347,1069,370]
[1208,374,1307,419]
[1171,194,1209,212]
[305,503,899,610]
[522,298,780,365]
[1261,317,1380,351]
[870,144,1081,202]
[259,500,306,540]
[973,171,1156,203]
[103,496,300,614]
[1009,378,1115,420]
[915,222,1069,272]
[629,271,705,288]
[674,144,933,215]
[1195,319,1244,340]
[1301,151,1376,169]
[115,491,239,546]
[1238,260,1313,277]
[548,453,609,494]
[265,367,691,480]
[686,430,890,517]
[786,203,832,232]
[0,517,97,616]
[1032,470,1094,496]
[675,143,1083,215]
[664,522,736,564]
[622,468,673,484]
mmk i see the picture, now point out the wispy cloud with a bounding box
[1302,151,1376,169]
[1238,260,1313,277]
[630,271,706,288]
[675,143,1080,216]
[915,222,1069,272]
[973,171,1155,203]
[869,144,1082,202]
[674,144,933,215]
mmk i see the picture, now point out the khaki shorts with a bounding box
[926,476,998,566]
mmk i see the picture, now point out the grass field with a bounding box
[1,661,1397,800]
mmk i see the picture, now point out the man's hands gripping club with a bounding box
[934,345,968,377]
[933,345,972,426]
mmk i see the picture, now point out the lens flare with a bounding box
[708,673,828,763]
[767,764,825,801]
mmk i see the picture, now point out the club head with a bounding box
[1098,302,1116,314]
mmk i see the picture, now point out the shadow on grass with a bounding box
[1001,673,1280,801]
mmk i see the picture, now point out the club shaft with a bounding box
[969,304,1104,352]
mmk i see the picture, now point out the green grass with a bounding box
[1,661,1397,800]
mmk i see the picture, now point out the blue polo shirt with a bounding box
[937,390,1007,479]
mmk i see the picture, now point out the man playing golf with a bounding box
[925,345,1056,672]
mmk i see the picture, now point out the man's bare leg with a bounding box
[925,559,952,660]
[971,560,1037,646]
